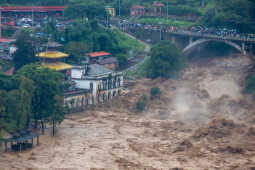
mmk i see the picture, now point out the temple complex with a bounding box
[37,41,72,80]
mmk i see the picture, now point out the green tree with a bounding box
[244,74,255,98]
[135,94,147,111]
[50,95,64,136]
[65,1,106,20]
[200,0,255,32]
[6,90,27,131]
[136,100,146,111]
[0,90,7,141]
[64,41,90,64]
[13,32,39,71]
[17,76,35,128]
[146,41,186,79]
[150,86,161,99]
[116,53,128,69]
[0,75,35,138]
[17,64,64,134]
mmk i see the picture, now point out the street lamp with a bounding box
[118,0,121,17]
[0,7,2,40]
[201,0,205,8]
[32,8,34,27]
[158,22,163,41]
[167,1,169,21]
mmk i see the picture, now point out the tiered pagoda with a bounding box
[37,41,72,80]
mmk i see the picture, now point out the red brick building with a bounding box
[130,5,146,16]
[130,2,164,17]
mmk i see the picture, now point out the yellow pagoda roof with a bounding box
[36,51,69,59]
[42,62,72,71]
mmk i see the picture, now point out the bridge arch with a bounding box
[183,39,245,55]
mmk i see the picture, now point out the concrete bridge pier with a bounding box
[171,36,175,44]
[242,42,247,55]
[189,37,193,45]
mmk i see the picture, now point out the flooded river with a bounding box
[1,54,255,170]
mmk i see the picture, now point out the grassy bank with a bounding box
[0,59,13,73]
[112,29,145,53]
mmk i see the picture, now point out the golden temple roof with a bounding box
[36,51,68,59]
[41,62,72,71]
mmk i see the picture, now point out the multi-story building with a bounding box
[71,64,123,104]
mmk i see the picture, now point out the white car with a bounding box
[22,24,31,28]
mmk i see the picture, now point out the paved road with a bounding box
[110,25,151,73]
[122,31,151,73]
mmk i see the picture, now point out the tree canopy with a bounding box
[145,41,186,79]
[0,64,65,139]
[200,0,255,32]
[13,32,39,71]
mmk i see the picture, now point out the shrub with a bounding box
[135,94,147,111]
[136,100,146,111]
[150,86,161,99]
[146,41,186,79]
[141,94,147,102]
[244,74,255,98]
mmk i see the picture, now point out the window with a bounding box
[90,82,93,91]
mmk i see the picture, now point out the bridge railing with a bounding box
[164,30,255,42]
[113,22,255,43]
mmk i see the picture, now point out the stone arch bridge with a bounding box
[123,27,255,55]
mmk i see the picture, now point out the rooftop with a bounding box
[37,51,68,59]
[131,5,145,9]
[42,41,63,48]
[98,57,118,65]
[153,2,164,7]
[86,64,113,76]
[3,133,40,143]
[42,62,72,71]
[4,67,14,76]
[1,6,66,12]
[0,38,15,43]
[87,51,111,58]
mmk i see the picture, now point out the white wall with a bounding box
[73,79,99,96]
[71,69,83,79]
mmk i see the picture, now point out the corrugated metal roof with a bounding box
[1,6,66,12]
[87,51,111,58]
[98,57,118,65]
[87,64,113,76]
[131,5,145,9]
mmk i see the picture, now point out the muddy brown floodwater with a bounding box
[1,54,255,170]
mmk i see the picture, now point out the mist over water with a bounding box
[173,85,209,124]
[164,53,251,125]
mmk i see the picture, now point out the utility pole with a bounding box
[32,8,34,27]
[118,0,121,17]
[106,12,109,28]
[158,22,162,41]
[0,7,2,40]
[167,1,169,21]
[201,0,205,8]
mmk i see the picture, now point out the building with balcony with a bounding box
[71,64,123,104]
